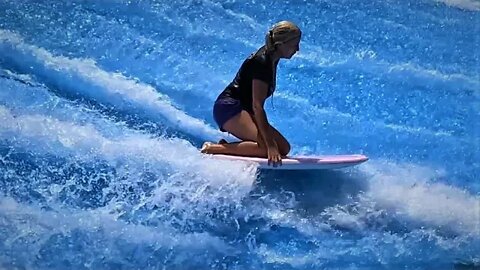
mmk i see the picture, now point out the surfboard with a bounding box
[209,154,368,170]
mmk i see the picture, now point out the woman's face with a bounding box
[279,36,301,59]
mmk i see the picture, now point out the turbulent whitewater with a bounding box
[0,0,478,269]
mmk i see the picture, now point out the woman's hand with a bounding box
[267,143,282,167]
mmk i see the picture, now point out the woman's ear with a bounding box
[273,41,283,51]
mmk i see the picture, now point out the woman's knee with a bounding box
[270,127,290,156]
[278,140,291,156]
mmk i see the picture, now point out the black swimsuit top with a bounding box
[217,46,277,113]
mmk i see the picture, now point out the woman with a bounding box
[201,21,301,167]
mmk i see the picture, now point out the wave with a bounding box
[235,162,479,267]
[0,105,257,190]
[0,29,222,142]
[298,45,480,91]
[251,160,479,237]
[359,161,479,236]
[274,91,461,140]
[0,197,236,268]
[433,0,480,11]
[0,70,133,138]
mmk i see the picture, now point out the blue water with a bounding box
[0,0,479,269]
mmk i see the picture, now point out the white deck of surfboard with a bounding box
[210,154,368,170]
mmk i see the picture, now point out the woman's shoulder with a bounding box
[246,46,270,68]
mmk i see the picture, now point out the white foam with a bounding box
[0,197,233,253]
[257,245,324,267]
[388,62,480,91]
[433,0,480,11]
[0,68,37,86]
[300,44,480,90]
[0,105,258,235]
[384,123,453,137]
[362,161,480,236]
[0,76,132,139]
[0,106,258,190]
[0,29,223,142]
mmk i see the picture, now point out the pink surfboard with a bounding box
[210,154,368,170]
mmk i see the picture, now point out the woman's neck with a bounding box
[265,49,281,66]
[270,50,281,63]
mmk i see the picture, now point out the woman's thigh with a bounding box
[223,111,291,155]
[222,110,258,141]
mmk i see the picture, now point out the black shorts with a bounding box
[213,97,243,132]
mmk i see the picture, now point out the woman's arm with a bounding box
[252,79,275,148]
[252,79,282,166]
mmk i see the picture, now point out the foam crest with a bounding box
[0,75,131,138]
[200,0,264,30]
[149,0,263,49]
[433,0,480,10]
[388,62,480,92]
[0,68,37,86]
[362,161,480,235]
[0,106,258,237]
[0,197,233,256]
[301,44,479,90]
[0,106,257,191]
[0,106,103,157]
[383,123,454,137]
[0,29,222,141]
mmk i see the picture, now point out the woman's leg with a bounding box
[248,113,291,156]
[202,110,266,157]
[268,125,291,156]
[202,110,291,157]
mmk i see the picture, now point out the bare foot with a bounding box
[200,142,213,153]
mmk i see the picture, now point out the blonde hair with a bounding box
[265,21,302,53]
